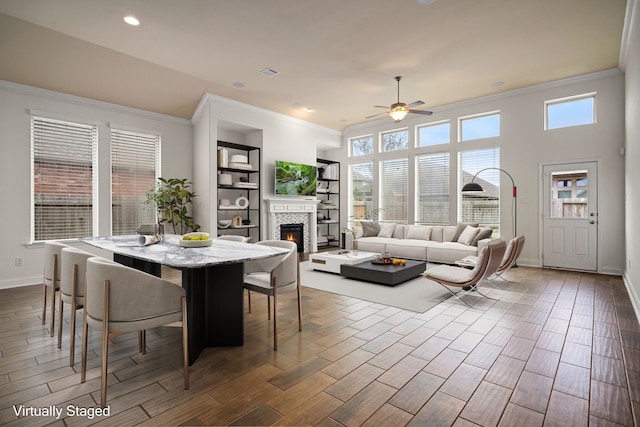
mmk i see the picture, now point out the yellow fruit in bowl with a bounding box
[183,235,192,240]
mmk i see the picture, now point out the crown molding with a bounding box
[619,0,637,70]
[0,80,192,127]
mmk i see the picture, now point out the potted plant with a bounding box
[144,177,200,235]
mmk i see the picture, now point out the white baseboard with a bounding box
[622,271,640,324]
[0,277,41,290]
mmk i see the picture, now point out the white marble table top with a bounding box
[83,234,289,269]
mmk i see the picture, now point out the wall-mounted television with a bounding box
[275,160,317,197]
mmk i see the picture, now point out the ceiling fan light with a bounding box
[389,105,409,122]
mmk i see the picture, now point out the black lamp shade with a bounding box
[461,182,484,192]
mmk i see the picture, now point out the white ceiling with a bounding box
[0,0,627,131]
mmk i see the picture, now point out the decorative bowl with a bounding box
[179,232,212,247]
[218,219,232,228]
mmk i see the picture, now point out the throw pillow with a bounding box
[471,227,493,246]
[457,226,480,245]
[377,223,396,238]
[451,222,478,242]
[361,221,381,237]
[406,225,431,240]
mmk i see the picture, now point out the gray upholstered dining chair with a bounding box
[57,246,94,365]
[42,241,69,337]
[81,256,189,407]
[243,240,301,351]
[424,240,506,306]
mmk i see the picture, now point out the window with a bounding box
[545,93,595,130]
[557,180,572,187]
[31,116,97,242]
[460,112,500,142]
[416,152,450,225]
[557,190,572,199]
[460,148,500,232]
[111,128,160,235]
[349,163,373,221]
[381,129,409,152]
[350,135,374,157]
[417,121,450,147]
[380,158,408,222]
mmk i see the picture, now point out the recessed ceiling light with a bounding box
[123,16,140,26]
[417,0,437,5]
[292,102,303,108]
[491,81,505,87]
[304,107,314,113]
[232,82,246,88]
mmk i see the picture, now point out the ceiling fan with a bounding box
[367,76,433,122]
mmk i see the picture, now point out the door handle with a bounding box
[590,220,595,224]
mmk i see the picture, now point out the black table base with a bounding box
[114,254,244,365]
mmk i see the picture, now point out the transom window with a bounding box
[545,93,595,130]
[381,129,409,152]
[349,135,374,157]
[417,121,450,147]
[459,111,500,142]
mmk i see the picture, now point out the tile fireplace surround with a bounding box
[266,198,318,253]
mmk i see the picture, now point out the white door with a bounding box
[542,162,597,271]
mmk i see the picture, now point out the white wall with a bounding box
[191,93,341,238]
[0,82,193,288]
[338,70,626,275]
[623,0,640,316]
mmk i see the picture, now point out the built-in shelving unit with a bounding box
[316,158,340,250]
[216,141,260,241]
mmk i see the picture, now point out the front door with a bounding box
[542,161,598,271]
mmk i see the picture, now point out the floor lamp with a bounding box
[461,167,517,241]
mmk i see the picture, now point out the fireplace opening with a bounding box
[280,223,304,253]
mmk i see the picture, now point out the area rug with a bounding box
[299,261,451,313]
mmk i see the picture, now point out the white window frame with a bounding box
[544,93,596,130]
[458,111,501,142]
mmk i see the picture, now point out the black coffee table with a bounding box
[340,259,427,286]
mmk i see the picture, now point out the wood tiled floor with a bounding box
[1,266,639,426]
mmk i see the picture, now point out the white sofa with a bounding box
[348,222,494,265]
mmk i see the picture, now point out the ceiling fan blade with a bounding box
[408,100,425,108]
[373,105,390,109]
[409,109,433,116]
[366,112,388,119]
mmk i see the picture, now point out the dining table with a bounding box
[83,234,289,365]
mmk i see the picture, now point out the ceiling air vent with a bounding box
[260,68,279,77]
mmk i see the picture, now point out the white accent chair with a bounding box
[42,241,69,336]
[81,257,189,407]
[243,240,301,350]
[424,240,506,306]
[57,246,94,365]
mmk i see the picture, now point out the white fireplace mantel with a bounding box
[266,198,318,253]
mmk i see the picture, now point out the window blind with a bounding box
[460,147,500,232]
[416,152,450,225]
[31,116,97,241]
[349,162,373,221]
[111,128,160,235]
[380,158,408,222]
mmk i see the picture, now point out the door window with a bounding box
[550,170,588,218]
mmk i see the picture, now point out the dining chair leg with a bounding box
[138,330,146,354]
[50,254,58,337]
[100,280,110,408]
[41,282,47,325]
[69,265,79,366]
[57,291,64,349]
[247,290,252,313]
[296,262,302,332]
[272,276,278,351]
[181,296,189,390]
[81,280,88,383]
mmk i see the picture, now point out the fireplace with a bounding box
[280,223,304,253]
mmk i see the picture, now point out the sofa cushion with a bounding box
[406,225,431,240]
[457,226,479,245]
[451,222,479,242]
[472,227,493,246]
[361,221,381,237]
[378,223,396,238]
[427,242,479,264]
